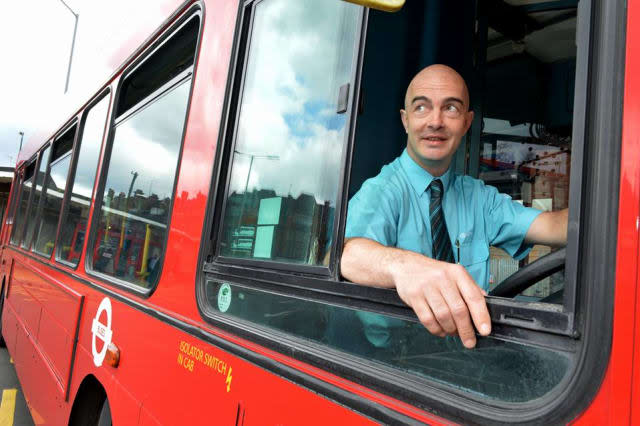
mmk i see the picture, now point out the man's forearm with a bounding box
[341,237,413,287]
[340,237,492,348]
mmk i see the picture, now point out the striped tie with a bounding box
[429,179,455,263]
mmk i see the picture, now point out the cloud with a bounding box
[102,80,190,203]
[227,0,360,206]
[70,95,110,199]
[0,0,177,167]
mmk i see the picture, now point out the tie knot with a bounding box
[429,179,444,197]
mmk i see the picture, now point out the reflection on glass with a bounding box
[58,95,110,265]
[23,147,50,249]
[220,0,360,265]
[90,80,190,288]
[11,170,33,245]
[33,154,72,256]
[205,281,569,402]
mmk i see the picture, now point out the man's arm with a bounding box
[341,237,492,348]
[524,208,568,247]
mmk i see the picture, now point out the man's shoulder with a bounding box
[349,156,410,210]
[360,156,409,191]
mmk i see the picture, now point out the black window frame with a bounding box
[83,5,203,297]
[13,151,45,249]
[30,120,80,260]
[22,144,53,251]
[5,170,23,229]
[209,0,364,277]
[197,0,625,423]
[55,90,112,270]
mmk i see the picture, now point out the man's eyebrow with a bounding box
[443,97,465,105]
[410,95,431,105]
[410,96,465,105]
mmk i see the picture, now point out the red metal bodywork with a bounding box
[0,0,637,424]
[573,0,640,424]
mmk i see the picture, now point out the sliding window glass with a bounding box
[218,0,360,266]
[22,147,50,249]
[10,162,34,245]
[57,95,110,266]
[88,14,199,289]
[32,126,76,257]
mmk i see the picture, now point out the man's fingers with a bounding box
[439,281,477,348]
[456,271,491,336]
[424,290,457,335]
[412,301,446,337]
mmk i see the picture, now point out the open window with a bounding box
[86,9,201,292]
[200,0,623,423]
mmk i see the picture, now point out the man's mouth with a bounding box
[423,135,448,142]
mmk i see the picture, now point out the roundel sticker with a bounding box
[218,283,232,313]
[92,297,113,367]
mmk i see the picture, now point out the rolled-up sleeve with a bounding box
[483,184,542,260]
[345,180,399,247]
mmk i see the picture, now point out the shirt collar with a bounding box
[399,148,453,195]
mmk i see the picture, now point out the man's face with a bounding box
[400,67,474,174]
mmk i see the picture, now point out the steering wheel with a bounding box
[489,248,566,298]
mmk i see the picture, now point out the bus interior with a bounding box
[351,0,574,299]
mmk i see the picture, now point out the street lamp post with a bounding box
[18,132,24,152]
[58,0,79,93]
[234,151,280,194]
[232,151,279,232]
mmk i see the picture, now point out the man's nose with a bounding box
[427,108,444,129]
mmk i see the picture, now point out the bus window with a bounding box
[32,124,76,257]
[218,0,360,266]
[57,94,110,266]
[10,164,32,246]
[22,146,50,250]
[88,16,200,290]
[203,0,583,409]
[3,171,21,238]
[348,3,577,303]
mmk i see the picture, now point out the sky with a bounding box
[0,0,175,169]
[227,0,361,205]
[0,0,366,212]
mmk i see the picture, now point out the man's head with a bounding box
[400,64,474,176]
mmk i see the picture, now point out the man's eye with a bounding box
[446,105,459,112]
[416,105,425,112]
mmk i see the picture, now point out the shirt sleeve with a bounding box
[345,179,399,247]
[483,184,542,260]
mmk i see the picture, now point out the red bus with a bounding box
[0,0,637,424]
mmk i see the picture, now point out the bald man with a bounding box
[341,65,568,349]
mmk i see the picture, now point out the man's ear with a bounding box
[400,109,408,133]
[464,110,474,133]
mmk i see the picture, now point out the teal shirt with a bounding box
[346,149,542,291]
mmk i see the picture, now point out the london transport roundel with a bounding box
[91,297,113,367]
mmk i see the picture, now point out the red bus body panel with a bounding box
[571,0,639,424]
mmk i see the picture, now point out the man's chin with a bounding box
[418,150,451,164]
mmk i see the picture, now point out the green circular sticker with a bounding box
[218,283,232,313]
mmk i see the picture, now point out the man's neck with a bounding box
[406,149,451,177]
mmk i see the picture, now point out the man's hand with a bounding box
[341,238,492,348]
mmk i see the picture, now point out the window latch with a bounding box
[337,83,350,114]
